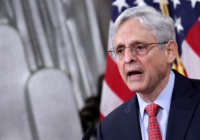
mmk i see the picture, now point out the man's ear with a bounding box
[165,40,178,64]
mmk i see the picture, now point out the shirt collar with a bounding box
[136,70,175,120]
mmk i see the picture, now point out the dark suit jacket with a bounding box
[97,71,200,140]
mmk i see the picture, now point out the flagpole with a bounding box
[160,0,186,76]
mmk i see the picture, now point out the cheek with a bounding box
[117,62,126,78]
[144,54,168,81]
[142,56,160,80]
[143,63,154,84]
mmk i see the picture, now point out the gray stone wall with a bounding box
[0,0,110,139]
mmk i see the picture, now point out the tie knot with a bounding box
[145,103,159,117]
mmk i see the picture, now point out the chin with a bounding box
[127,85,144,93]
[126,80,144,91]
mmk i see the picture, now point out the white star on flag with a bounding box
[171,0,181,9]
[134,0,147,6]
[154,0,169,4]
[112,0,129,13]
[188,0,200,8]
[175,17,184,33]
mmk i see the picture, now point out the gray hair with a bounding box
[111,6,176,47]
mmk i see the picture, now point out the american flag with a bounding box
[100,0,200,120]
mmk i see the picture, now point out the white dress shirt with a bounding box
[136,71,175,140]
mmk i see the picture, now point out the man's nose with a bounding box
[124,47,136,63]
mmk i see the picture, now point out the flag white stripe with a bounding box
[100,80,123,116]
[181,40,200,79]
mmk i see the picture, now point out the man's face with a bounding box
[113,19,175,95]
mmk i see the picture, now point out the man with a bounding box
[97,6,200,140]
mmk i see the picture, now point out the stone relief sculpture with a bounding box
[0,0,106,139]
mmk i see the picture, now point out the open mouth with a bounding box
[127,70,142,76]
[127,70,143,80]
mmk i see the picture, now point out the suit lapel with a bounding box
[166,71,200,140]
[124,95,143,140]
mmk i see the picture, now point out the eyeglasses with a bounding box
[107,41,168,59]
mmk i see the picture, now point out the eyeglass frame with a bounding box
[107,41,168,59]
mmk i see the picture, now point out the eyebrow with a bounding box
[115,40,148,49]
[115,44,125,49]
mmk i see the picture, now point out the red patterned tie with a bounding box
[145,103,162,140]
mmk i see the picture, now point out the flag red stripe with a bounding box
[185,20,200,57]
[104,54,134,101]
[99,112,104,121]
